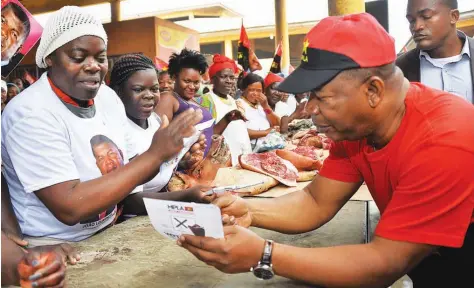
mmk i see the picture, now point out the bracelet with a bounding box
[263,108,272,115]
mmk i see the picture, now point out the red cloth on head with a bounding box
[264,73,284,89]
[208,54,238,79]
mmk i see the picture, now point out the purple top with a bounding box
[173,93,214,156]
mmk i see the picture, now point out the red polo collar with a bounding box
[48,77,94,107]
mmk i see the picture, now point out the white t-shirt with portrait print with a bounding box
[1,73,141,242]
[126,113,178,193]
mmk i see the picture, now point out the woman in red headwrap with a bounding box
[196,54,252,165]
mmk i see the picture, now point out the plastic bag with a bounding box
[253,130,286,153]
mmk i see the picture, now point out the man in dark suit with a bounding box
[397,0,474,104]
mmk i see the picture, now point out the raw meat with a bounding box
[239,152,298,186]
[168,135,232,192]
[276,148,323,171]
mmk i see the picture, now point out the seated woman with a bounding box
[236,73,280,151]
[155,49,238,163]
[1,6,205,245]
[110,54,210,215]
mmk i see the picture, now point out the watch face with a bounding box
[253,265,274,280]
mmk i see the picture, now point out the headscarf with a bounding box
[208,54,238,79]
[264,73,284,89]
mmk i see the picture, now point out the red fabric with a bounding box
[319,83,474,248]
[23,71,37,84]
[264,73,284,89]
[48,77,94,107]
[154,57,168,71]
[208,54,238,79]
[305,13,395,68]
[239,23,250,49]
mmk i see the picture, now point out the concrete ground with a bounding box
[66,200,412,287]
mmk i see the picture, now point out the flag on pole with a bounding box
[270,40,282,74]
[237,21,250,72]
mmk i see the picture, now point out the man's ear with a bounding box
[450,9,460,24]
[365,76,385,108]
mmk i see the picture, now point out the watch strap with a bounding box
[261,240,274,264]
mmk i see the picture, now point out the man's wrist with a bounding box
[246,199,257,227]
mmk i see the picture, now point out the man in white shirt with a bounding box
[397,0,474,104]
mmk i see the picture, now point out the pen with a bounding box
[204,181,265,196]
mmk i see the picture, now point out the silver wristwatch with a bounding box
[250,239,275,280]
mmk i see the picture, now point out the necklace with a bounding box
[242,97,258,109]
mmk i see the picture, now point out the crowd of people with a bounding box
[1,0,473,287]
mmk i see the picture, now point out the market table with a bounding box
[252,181,374,243]
[66,201,369,288]
[213,167,374,243]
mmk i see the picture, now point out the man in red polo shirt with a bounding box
[177,13,474,287]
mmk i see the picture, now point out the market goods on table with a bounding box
[276,147,324,171]
[167,135,232,191]
[239,151,298,187]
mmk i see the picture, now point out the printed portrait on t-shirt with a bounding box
[90,134,124,175]
[80,134,124,226]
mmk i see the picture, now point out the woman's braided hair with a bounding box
[110,54,157,93]
[167,48,208,78]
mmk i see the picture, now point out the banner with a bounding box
[1,0,43,78]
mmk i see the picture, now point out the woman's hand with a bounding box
[256,93,270,109]
[179,134,206,171]
[150,108,203,162]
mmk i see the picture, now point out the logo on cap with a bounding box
[301,39,309,62]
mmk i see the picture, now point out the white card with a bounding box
[143,198,224,240]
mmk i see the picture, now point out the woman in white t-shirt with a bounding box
[110,54,209,215]
[1,7,206,244]
[236,73,281,150]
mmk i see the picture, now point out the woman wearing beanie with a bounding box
[109,54,211,216]
[1,6,205,246]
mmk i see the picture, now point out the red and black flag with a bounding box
[154,56,169,71]
[270,40,282,74]
[237,21,250,72]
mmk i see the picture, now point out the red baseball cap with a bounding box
[278,13,396,94]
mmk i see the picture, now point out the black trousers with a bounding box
[407,224,473,287]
